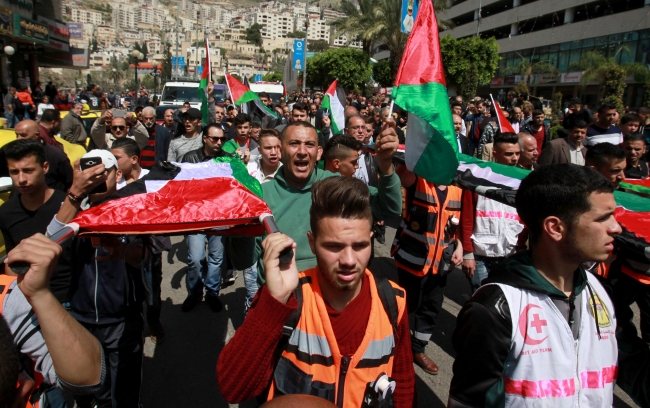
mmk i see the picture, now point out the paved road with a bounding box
[141,222,639,407]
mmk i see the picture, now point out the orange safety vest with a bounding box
[0,274,43,408]
[268,267,407,408]
[391,179,462,276]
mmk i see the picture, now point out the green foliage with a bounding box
[551,92,563,127]
[263,72,283,82]
[504,57,558,76]
[308,40,329,53]
[372,59,392,87]
[644,82,650,108]
[245,23,263,46]
[161,42,172,82]
[91,38,99,53]
[306,48,372,92]
[440,35,500,100]
[601,65,626,114]
[513,81,529,101]
[216,74,242,85]
[286,31,305,39]
[270,56,286,73]
[549,125,562,140]
[330,0,451,75]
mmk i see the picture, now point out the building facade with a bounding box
[439,0,650,107]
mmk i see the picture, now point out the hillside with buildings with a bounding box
[61,0,358,80]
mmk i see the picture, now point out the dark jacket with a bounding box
[449,251,594,408]
[457,134,470,155]
[151,124,172,163]
[537,137,587,166]
[521,122,550,145]
[69,237,148,324]
[359,150,379,188]
[179,146,233,163]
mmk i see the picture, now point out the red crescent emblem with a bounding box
[518,304,549,346]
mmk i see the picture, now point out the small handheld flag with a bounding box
[490,94,516,134]
[198,38,212,125]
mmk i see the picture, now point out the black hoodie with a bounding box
[448,250,596,408]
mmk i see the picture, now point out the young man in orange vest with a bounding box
[449,164,620,407]
[1,234,105,407]
[217,176,416,408]
[391,165,464,375]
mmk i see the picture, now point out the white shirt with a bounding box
[354,153,370,184]
[247,158,281,184]
[37,103,55,118]
[116,168,149,190]
[569,144,585,166]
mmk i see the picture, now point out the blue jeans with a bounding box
[470,255,505,292]
[243,263,259,312]
[3,110,15,128]
[185,234,225,297]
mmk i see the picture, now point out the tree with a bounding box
[286,31,305,39]
[440,35,500,100]
[270,56,286,73]
[372,59,392,87]
[91,38,99,53]
[216,74,241,84]
[161,42,173,82]
[306,48,372,92]
[308,39,329,53]
[569,50,650,112]
[263,72,283,82]
[141,42,149,60]
[330,0,452,77]
[245,23,263,47]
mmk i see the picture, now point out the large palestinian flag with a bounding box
[454,154,650,279]
[71,158,270,236]
[391,0,458,185]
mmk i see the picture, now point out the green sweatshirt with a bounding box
[256,165,403,277]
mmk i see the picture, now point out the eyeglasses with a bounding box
[111,126,126,131]
[206,136,227,143]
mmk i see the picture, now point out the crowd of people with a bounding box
[0,79,649,408]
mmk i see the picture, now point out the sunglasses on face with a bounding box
[206,136,227,143]
[111,126,126,131]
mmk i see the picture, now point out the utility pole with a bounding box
[302,0,308,93]
[195,13,200,80]
[476,0,482,37]
[174,0,179,79]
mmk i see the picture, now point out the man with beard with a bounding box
[139,106,171,169]
[90,109,149,151]
[37,109,63,150]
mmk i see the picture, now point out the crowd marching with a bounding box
[0,77,650,408]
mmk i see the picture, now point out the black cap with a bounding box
[183,107,202,119]
[568,97,582,105]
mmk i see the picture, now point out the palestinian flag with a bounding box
[454,154,650,279]
[620,178,650,196]
[71,158,270,236]
[392,0,458,185]
[198,37,212,126]
[490,94,516,134]
[224,73,280,124]
[322,79,345,135]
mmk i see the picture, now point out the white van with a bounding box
[249,82,284,103]
[160,81,201,110]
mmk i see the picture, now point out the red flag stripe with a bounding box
[490,94,516,134]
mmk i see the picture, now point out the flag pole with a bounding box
[302,0,309,93]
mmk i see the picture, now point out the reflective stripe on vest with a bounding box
[490,272,618,407]
[392,180,462,277]
[0,274,43,408]
[472,195,523,258]
[269,268,406,408]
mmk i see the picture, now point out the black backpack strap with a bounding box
[281,275,311,337]
[375,276,404,335]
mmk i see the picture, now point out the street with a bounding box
[141,220,640,407]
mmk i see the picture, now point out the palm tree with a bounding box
[331,0,451,79]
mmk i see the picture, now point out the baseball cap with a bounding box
[183,108,202,119]
[83,149,117,169]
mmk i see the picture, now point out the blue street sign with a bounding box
[172,56,186,70]
[196,66,203,76]
[254,74,263,82]
[292,39,305,72]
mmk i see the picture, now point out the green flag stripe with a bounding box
[620,182,650,196]
[213,156,263,199]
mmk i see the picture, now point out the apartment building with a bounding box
[253,11,295,39]
[294,15,330,42]
[70,8,104,25]
[112,4,137,29]
[439,0,650,106]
